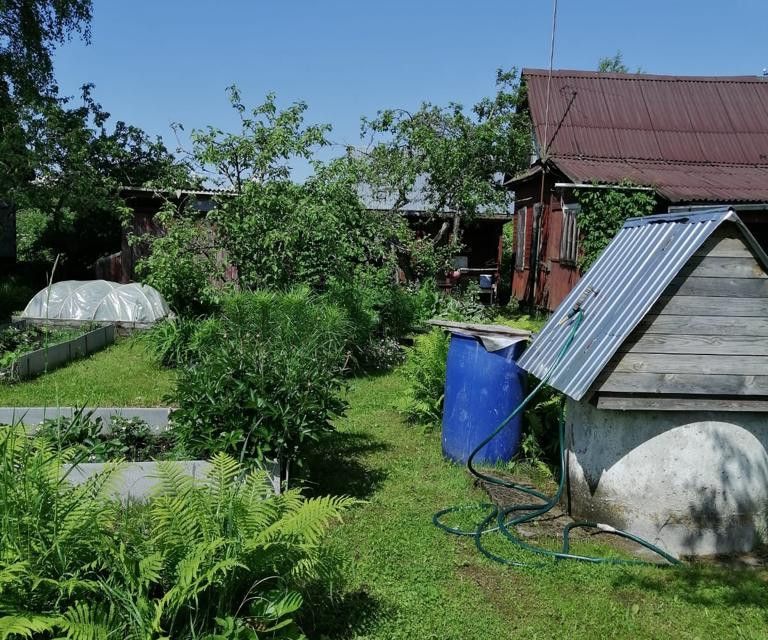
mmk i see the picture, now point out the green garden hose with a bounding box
[433,310,680,567]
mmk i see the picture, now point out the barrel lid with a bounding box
[427,319,531,352]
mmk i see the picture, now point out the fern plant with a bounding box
[403,329,450,427]
[0,430,354,640]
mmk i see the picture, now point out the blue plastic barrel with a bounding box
[441,332,527,465]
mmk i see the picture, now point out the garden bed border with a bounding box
[2,321,116,381]
[0,406,172,428]
[13,316,152,336]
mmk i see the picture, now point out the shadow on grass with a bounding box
[299,429,391,500]
[613,564,768,611]
[301,588,392,639]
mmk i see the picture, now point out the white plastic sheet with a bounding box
[22,280,171,323]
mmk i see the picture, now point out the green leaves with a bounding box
[170,290,349,467]
[360,67,529,221]
[187,87,330,191]
[574,183,656,271]
[404,329,450,427]
[0,434,353,639]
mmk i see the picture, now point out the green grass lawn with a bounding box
[301,371,768,640]
[0,337,175,407]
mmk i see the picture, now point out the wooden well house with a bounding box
[518,208,768,557]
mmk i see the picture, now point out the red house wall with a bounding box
[511,174,580,312]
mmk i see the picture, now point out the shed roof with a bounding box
[516,208,768,400]
[520,69,768,202]
[358,174,513,217]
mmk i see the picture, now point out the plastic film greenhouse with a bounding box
[21,280,171,323]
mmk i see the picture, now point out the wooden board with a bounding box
[666,277,768,298]
[597,373,768,395]
[651,296,768,317]
[638,314,768,336]
[619,334,768,356]
[679,256,767,279]
[608,353,768,376]
[595,395,768,412]
[692,233,755,259]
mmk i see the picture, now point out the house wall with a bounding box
[593,224,768,403]
[511,174,580,311]
[566,398,768,556]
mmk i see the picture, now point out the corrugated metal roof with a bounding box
[516,208,768,400]
[358,174,513,215]
[521,69,768,203]
[554,158,768,203]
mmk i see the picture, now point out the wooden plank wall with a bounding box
[594,225,768,400]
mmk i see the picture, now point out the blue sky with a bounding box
[54,1,768,179]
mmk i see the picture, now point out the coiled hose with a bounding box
[433,310,680,567]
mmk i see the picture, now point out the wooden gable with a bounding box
[592,222,768,411]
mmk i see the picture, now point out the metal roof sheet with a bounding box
[516,208,768,400]
[553,157,768,202]
[522,69,768,203]
[357,174,513,215]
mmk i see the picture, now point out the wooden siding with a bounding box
[595,395,768,412]
[509,174,582,310]
[594,225,768,403]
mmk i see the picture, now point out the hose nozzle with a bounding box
[558,285,596,326]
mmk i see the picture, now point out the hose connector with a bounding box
[558,286,596,326]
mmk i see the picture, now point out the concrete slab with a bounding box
[0,407,173,429]
[64,459,282,499]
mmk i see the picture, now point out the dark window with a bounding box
[560,204,580,265]
[515,206,527,270]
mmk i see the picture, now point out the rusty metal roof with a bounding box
[516,208,768,400]
[522,69,768,202]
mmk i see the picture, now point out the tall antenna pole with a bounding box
[542,0,559,157]
[531,0,559,310]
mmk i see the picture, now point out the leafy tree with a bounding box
[1,2,182,275]
[141,89,412,306]
[0,0,92,99]
[1,0,93,199]
[16,85,182,272]
[359,68,530,239]
[597,51,644,74]
[597,51,629,73]
[180,85,329,192]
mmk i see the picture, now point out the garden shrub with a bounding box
[324,271,417,370]
[403,328,450,427]
[0,425,353,639]
[323,275,447,371]
[136,206,224,316]
[35,410,175,462]
[142,316,200,368]
[170,289,349,470]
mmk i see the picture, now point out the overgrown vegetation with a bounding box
[573,182,656,270]
[0,426,354,638]
[34,411,175,462]
[403,329,450,427]
[168,290,350,471]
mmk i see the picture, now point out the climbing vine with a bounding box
[573,182,657,271]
